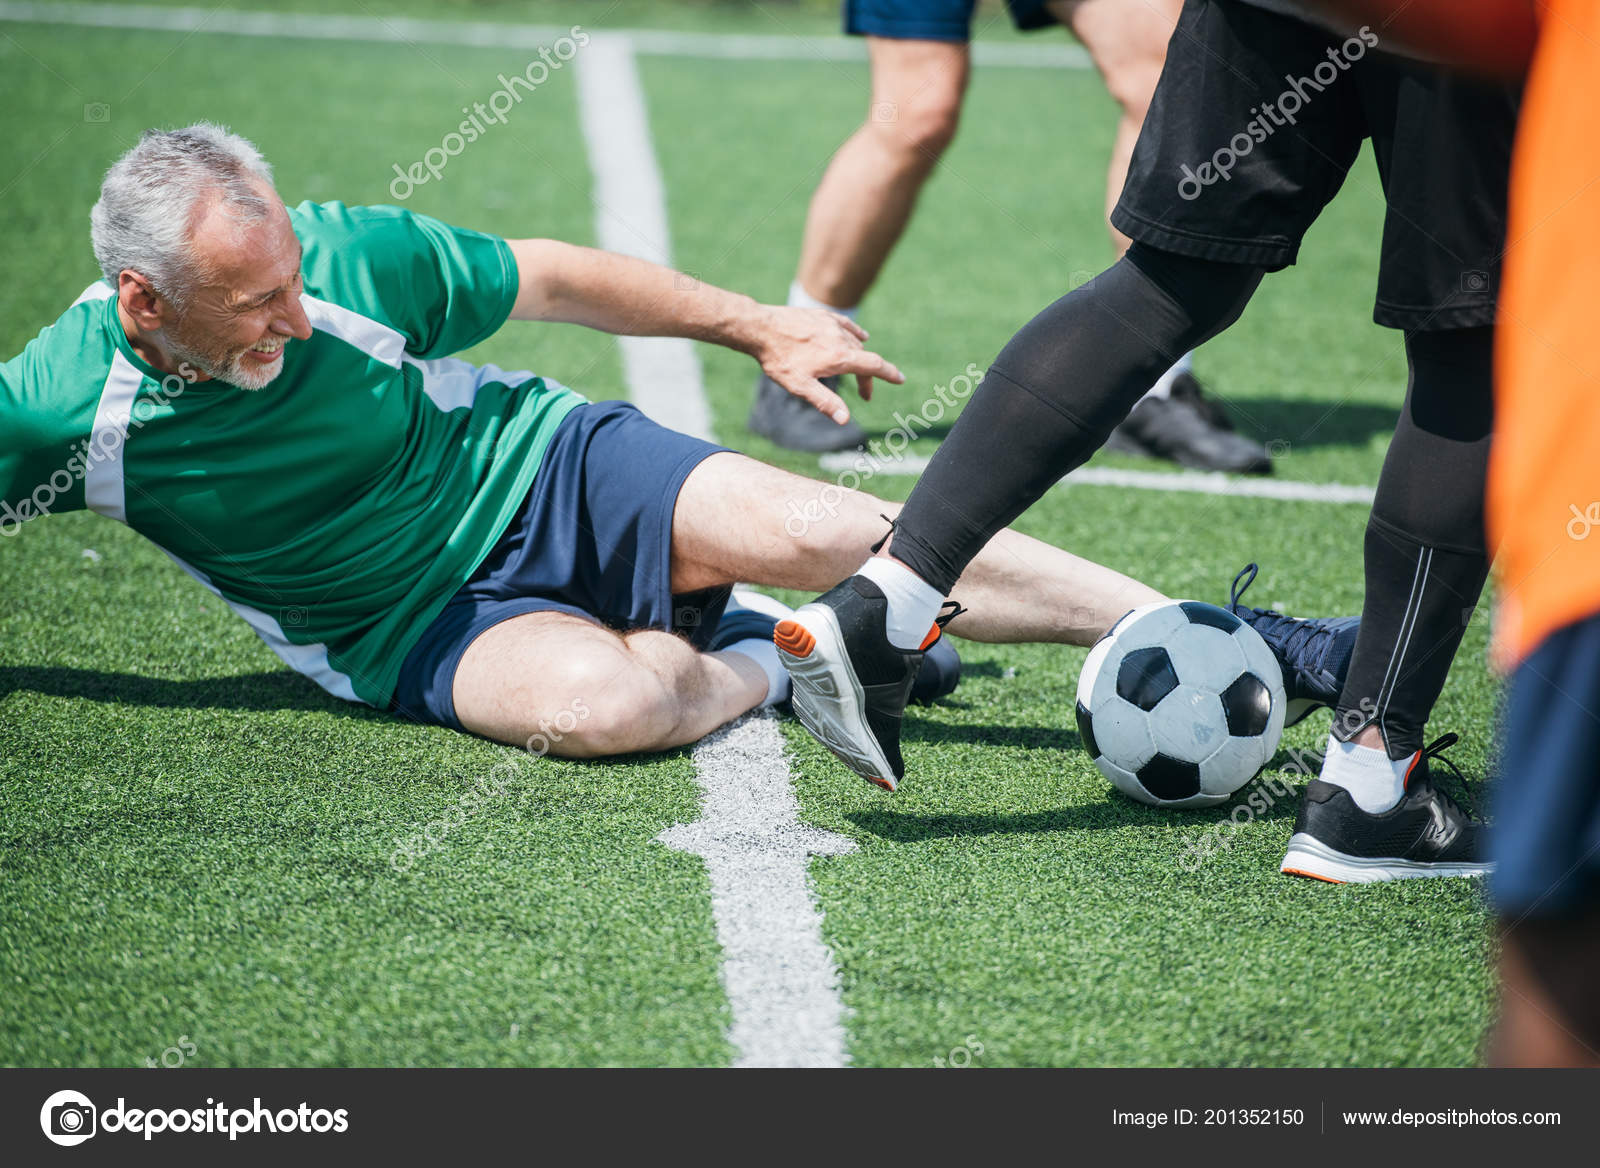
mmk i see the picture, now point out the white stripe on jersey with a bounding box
[83,349,144,524]
[157,549,364,705]
[72,280,114,307]
[299,292,406,367]
[401,356,536,412]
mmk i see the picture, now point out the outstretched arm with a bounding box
[505,238,903,426]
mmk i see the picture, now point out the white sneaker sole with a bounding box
[775,604,899,791]
[1281,832,1493,884]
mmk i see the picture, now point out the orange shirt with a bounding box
[1487,0,1600,668]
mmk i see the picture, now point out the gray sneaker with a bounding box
[747,373,867,453]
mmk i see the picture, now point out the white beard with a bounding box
[168,334,287,391]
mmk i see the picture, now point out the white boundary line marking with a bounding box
[576,35,858,1069]
[659,717,858,1068]
[575,34,712,442]
[819,450,1377,505]
[0,1,1092,68]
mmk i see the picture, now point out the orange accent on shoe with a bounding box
[1281,866,1345,885]
[918,624,942,651]
[774,620,816,658]
[1402,750,1423,789]
[868,775,896,792]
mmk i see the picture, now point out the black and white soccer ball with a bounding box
[1074,600,1286,808]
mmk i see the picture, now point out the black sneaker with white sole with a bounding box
[712,587,963,706]
[1281,734,1491,883]
[774,575,959,791]
[747,372,867,453]
[1104,373,1273,475]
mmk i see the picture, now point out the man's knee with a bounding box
[878,90,962,158]
[532,654,679,758]
[1103,57,1162,126]
[867,44,967,159]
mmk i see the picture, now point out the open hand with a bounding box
[752,305,905,426]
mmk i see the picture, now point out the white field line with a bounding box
[575,34,712,442]
[658,717,858,1068]
[0,1,1092,68]
[819,450,1377,505]
[576,35,858,1069]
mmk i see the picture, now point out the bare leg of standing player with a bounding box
[749,1,1268,472]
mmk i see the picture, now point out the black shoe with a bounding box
[1227,563,1359,726]
[710,588,962,706]
[1107,373,1272,474]
[747,372,867,453]
[774,575,960,790]
[1281,734,1491,883]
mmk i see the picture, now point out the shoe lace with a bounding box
[1415,732,1480,820]
[1228,563,1328,666]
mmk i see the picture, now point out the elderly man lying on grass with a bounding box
[0,122,1220,758]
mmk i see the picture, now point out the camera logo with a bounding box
[40,1090,97,1146]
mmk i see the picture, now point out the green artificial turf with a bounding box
[1,6,1496,1068]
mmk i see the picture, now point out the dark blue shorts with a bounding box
[1490,611,1600,918]
[392,401,731,731]
[843,0,1054,42]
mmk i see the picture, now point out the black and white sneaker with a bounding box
[1105,373,1273,475]
[714,587,963,706]
[1281,734,1491,883]
[747,372,867,453]
[774,575,959,791]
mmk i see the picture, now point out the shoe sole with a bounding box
[1280,832,1493,884]
[774,606,899,792]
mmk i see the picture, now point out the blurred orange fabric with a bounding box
[1487,0,1600,668]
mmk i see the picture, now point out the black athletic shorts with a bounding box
[1111,0,1519,330]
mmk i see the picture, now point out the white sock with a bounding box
[788,279,859,321]
[721,638,790,708]
[857,556,945,651]
[1141,350,1194,402]
[1317,734,1411,814]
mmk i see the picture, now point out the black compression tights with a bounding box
[1333,326,1495,758]
[889,245,1263,593]
[887,248,1494,759]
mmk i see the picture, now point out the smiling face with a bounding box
[160,187,313,390]
[119,181,314,390]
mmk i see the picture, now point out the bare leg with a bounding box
[451,611,766,755]
[1488,919,1600,1067]
[671,452,1164,645]
[453,452,1163,755]
[1049,0,1180,258]
[793,37,970,308]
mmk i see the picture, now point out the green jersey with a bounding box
[0,201,586,707]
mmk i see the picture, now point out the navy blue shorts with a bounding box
[1490,612,1600,919]
[392,401,731,731]
[843,0,1054,42]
